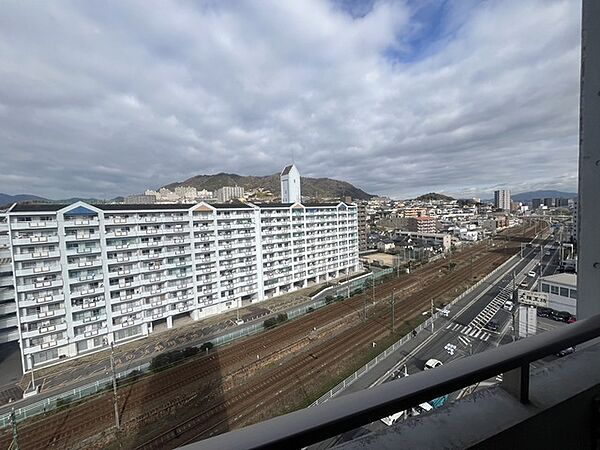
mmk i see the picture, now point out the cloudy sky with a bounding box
[0,0,581,199]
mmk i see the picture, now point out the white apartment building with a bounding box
[3,200,359,371]
[0,214,18,344]
[494,189,511,211]
[216,186,245,203]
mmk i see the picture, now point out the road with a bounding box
[310,230,566,448]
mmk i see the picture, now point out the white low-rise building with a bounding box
[538,273,577,315]
[3,200,359,371]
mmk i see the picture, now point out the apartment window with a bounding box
[570,289,577,299]
[560,287,569,298]
[551,285,559,295]
[541,283,550,293]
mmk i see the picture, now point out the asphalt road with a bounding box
[312,230,568,448]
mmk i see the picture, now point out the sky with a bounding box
[0,0,581,200]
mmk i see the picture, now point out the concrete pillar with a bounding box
[166,316,173,329]
[578,0,600,319]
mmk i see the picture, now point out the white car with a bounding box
[424,359,443,370]
[503,300,514,311]
[528,271,537,277]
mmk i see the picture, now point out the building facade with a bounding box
[216,186,245,203]
[280,164,301,203]
[407,216,437,233]
[0,214,18,344]
[357,203,368,252]
[494,190,511,211]
[538,273,577,315]
[3,201,359,371]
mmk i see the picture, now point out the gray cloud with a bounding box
[0,0,580,199]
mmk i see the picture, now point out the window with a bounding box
[560,287,569,298]
[541,283,549,293]
[570,289,577,299]
[551,285,559,295]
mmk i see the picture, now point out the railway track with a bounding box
[0,225,539,449]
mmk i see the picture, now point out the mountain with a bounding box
[162,172,374,200]
[0,193,124,208]
[414,192,455,201]
[511,190,577,202]
[0,193,49,207]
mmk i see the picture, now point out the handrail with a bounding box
[184,313,600,450]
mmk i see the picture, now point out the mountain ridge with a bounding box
[162,172,374,200]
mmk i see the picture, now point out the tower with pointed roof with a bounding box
[280,163,301,203]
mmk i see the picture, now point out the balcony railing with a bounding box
[191,313,600,450]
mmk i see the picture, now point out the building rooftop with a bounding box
[281,164,295,175]
[539,273,577,287]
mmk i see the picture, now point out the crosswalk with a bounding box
[446,322,491,341]
[469,286,512,330]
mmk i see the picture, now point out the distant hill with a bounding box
[0,193,49,207]
[414,192,455,201]
[162,172,374,200]
[0,193,123,208]
[512,190,577,202]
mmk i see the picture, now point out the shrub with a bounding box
[263,317,279,329]
[150,346,200,372]
[200,342,214,352]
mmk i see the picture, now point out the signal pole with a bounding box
[390,291,396,332]
[10,408,19,450]
[430,299,435,333]
[110,342,120,430]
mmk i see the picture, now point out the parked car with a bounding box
[424,359,443,370]
[485,319,500,332]
[556,346,575,357]
[519,280,528,288]
[536,306,551,318]
[527,271,537,277]
[550,310,572,323]
[567,316,577,324]
[503,301,514,311]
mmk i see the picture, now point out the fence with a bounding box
[309,253,520,407]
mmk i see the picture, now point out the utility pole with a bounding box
[430,299,435,333]
[10,408,19,450]
[390,291,396,332]
[110,342,120,430]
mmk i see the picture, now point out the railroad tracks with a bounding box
[0,226,538,449]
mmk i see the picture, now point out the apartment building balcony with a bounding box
[70,285,104,298]
[162,227,190,235]
[72,313,107,327]
[110,293,139,304]
[13,249,60,261]
[73,326,108,341]
[22,321,67,339]
[195,235,216,243]
[15,264,62,277]
[24,336,68,353]
[10,220,58,230]
[19,278,63,292]
[112,303,145,317]
[162,214,189,223]
[139,251,166,260]
[64,232,100,243]
[104,216,136,225]
[64,218,99,227]
[12,235,59,246]
[106,266,138,278]
[19,308,66,324]
[65,245,101,256]
[70,272,104,284]
[67,258,102,270]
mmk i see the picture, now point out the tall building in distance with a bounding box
[280,164,301,203]
[216,186,245,203]
[494,189,511,211]
[3,199,359,371]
